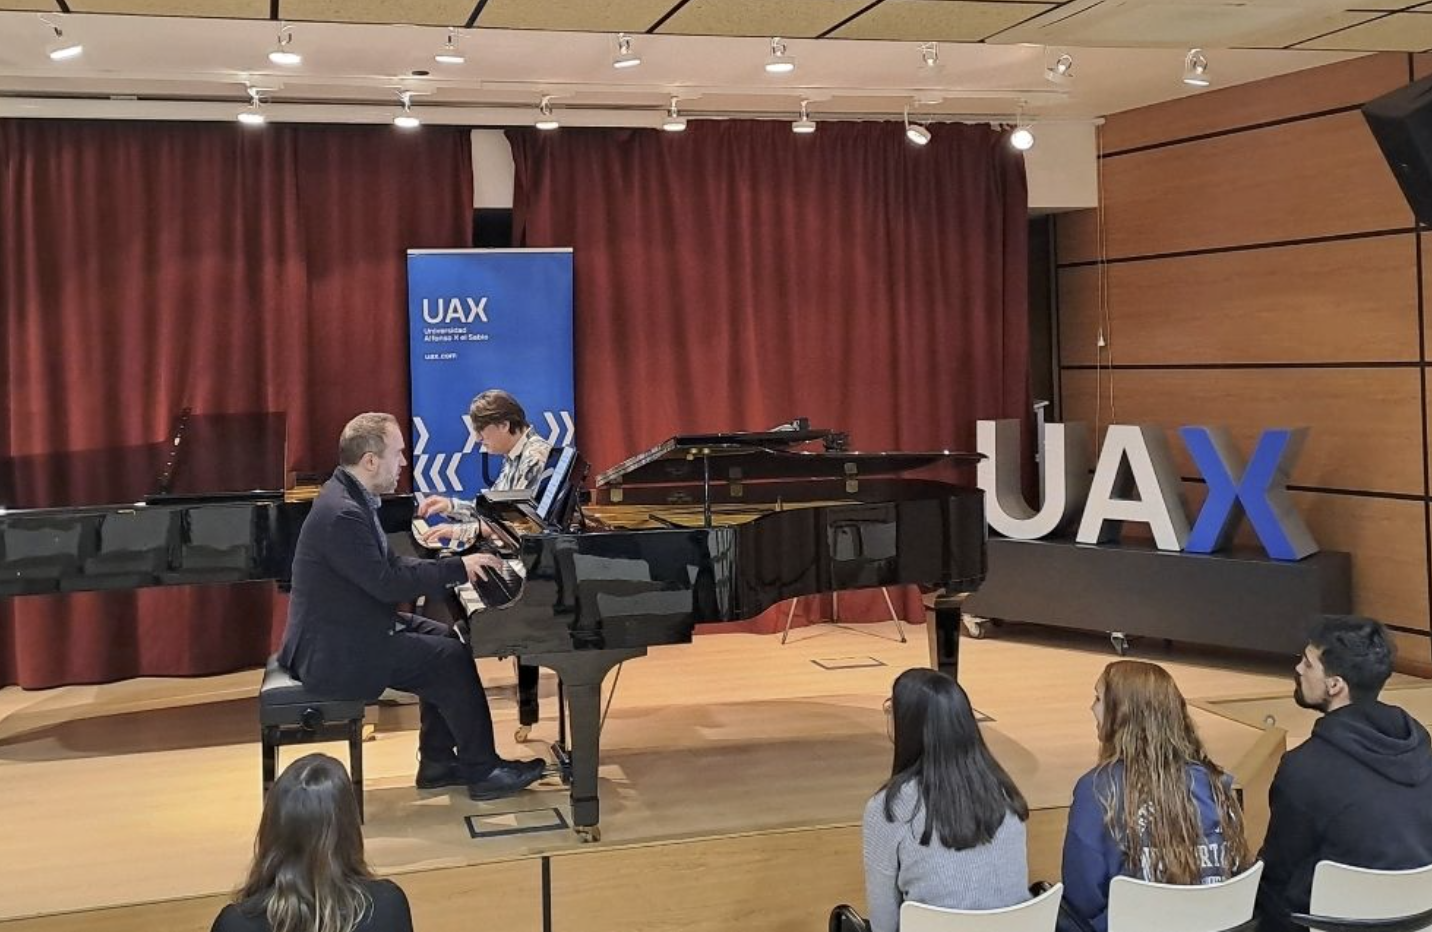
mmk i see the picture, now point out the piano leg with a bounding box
[524,647,647,842]
[515,660,540,742]
[929,591,964,680]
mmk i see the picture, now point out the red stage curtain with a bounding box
[509,120,1029,634]
[0,121,473,688]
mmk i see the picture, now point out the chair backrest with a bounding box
[1307,861,1432,932]
[1106,861,1263,932]
[899,882,1063,932]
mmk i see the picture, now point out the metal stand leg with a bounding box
[779,597,800,644]
[880,587,907,644]
[781,588,908,644]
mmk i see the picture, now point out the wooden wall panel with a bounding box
[550,827,865,932]
[401,861,543,932]
[0,897,224,932]
[1056,53,1432,671]
[1391,630,1432,673]
[1059,235,1419,366]
[1101,54,1408,154]
[1056,112,1412,263]
[1060,368,1424,495]
[0,861,545,932]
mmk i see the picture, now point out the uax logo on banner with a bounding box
[975,419,1318,562]
[420,296,489,324]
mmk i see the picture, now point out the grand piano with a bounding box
[0,416,986,842]
[447,426,985,840]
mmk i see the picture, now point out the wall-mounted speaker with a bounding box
[1364,74,1432,227]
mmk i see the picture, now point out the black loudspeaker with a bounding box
[1363,74,1432,227]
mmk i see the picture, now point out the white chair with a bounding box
[1291,861,1432,932]
[898,882,1064,932]
[1106,861,1263,932]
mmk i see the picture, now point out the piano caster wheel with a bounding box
[1111,632,1130,656]
[361,724,377,743]
[575,826,602,843]
[514,725,532,743]
[963,616,988,639]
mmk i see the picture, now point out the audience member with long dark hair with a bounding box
[212,754,413,932]
[861,668,1030,932]
[1059,660,1250,932]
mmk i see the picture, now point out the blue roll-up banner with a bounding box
[406,248,575,496]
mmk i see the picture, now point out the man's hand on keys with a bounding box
[461,551,506,583]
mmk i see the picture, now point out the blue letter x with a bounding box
[1179,426,1318,561]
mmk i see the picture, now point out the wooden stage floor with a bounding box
[1,621,1426,932]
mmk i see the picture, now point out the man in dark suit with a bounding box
[277,411,545,801]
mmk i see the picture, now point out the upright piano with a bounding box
[449,427,985,840]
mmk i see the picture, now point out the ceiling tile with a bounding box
[1235,11,1383,48]
[69,0,266,15]
[830,0,1054,43]
[0,1,62,9]
[475,0,680,33]
[1297,11,1432,51]
[281,0,476,26]
[654,0,871,38]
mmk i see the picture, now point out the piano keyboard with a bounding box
[453,557,526,614]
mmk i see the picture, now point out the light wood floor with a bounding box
[0,620,1425,929]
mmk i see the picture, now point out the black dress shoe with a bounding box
[415,760,465,790]
[467,760,546,801]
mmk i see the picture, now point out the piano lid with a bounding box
[0,410,286,511]
[596,431,982,488]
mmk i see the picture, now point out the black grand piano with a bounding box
[0,416,986,842]
[445,425,985,840]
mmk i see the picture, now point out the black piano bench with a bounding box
[259,656,368,821]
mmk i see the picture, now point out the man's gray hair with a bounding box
[338,412,398,467]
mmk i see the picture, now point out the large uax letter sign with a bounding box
[977,420,1317,561]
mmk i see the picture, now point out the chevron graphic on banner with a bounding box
[542,410,577,446]
[413,417,430,456]
[414,454,430,493]
[428,453,448,493]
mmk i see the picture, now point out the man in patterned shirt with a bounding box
[415,388,553,547]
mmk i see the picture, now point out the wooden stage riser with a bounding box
[0,776,1286,932]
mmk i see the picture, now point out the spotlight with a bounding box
[237,86,267,125]
[1010,126,1035,150]
[535,95,559,131]
[268,25,301,66]
[662,97,687,132]
[393,92,420,129]
[1183,48,1210,87]
[904,107,931,146]
[920,42,938,69]
[45,22,82,61]
[792,99,816,135]
[613,33,641,69]
[435,28,465,65]
[1046,53,1073,84]
[765,37,795,74]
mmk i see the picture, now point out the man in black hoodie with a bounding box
[1256,615,1432,931]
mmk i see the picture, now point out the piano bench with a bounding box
[258,656,368,822]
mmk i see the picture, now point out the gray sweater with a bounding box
[862,782,1029,932]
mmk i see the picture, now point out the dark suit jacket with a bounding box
[277,468,467,699]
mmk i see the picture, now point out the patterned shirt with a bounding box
[443,426,553,544]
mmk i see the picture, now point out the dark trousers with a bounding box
[389,614,499,776]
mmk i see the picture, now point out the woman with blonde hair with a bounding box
[1059,660,1250,932]
[212,754,412,932]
